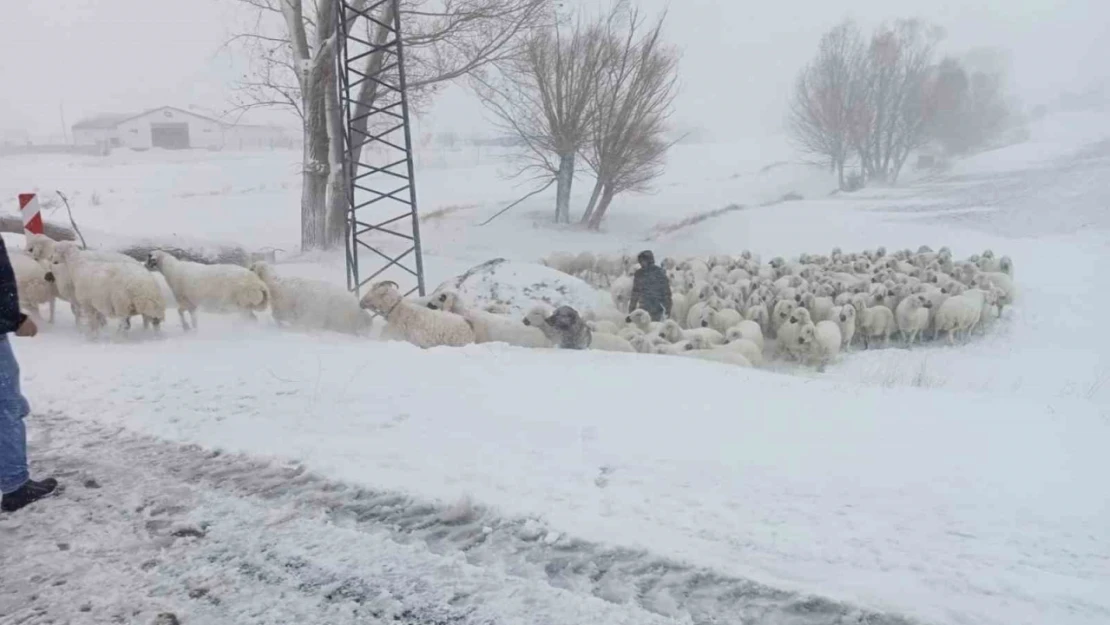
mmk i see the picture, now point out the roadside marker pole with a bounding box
[18,193,43,236]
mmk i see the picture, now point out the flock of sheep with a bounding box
[534,246,1015,370]
[14,233,371,337]
[9,233,1015,375]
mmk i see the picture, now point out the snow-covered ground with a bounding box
[2,114,1109,625]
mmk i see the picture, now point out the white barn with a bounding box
[70,106,295,151]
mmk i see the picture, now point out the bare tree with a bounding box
[788,20,867,190]
[229,0,548,250]
[472,12,611,223]
[579,8,678,230]
[857,19,943,183]
[792,18,943,187]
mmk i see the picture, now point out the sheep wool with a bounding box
[9,251,55,323]
[895,294,932,345]
[799,320,842,371]
[428,290,549,348]
[361,281,475,348]
[147,250,269,331]
[250,262,372,336]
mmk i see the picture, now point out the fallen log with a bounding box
[0,216,77,242]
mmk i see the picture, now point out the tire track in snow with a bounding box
[8,412,923,625]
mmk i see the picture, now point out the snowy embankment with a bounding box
[13,309,1110,625]
[4,114,1110,625]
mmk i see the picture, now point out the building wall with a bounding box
[72,127,118,147]
[222,125,297,150]
[116,108,224,150]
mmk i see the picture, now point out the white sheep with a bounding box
[679,349,752,368]
[717,335,764,366]
[725,320,764,350]
[669,292,691,327]
[582,306,629,327]
[609,275,634,312]
[657,319,725,345]
[802,292,836,322]
[776,306,811,360]
[362,281,475,348]
[24,233,58,264]
[652,339,693,355]
[771,299,797,337]
[9,251,56,323]
[972,272,1014,314]
[933,288,990,344]
[588,332,636,353]
[46,242,167,328]
[830,304,856,351]
[587,319,620,335]
[853,302,896,349]
[798,320,842,371]
[146,250,269,331]
[427,290,549,347]
[49,247,166,335]
[625,308,664,334]
[706,307,742,335]
[250,262,372,336]
[895,294,932,345]
[685,301,713,330]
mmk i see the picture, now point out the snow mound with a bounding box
[429,258,612,316]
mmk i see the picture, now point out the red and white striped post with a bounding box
[18,193,43,236]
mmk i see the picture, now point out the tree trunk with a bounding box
[586,184,614,230]
[324,64,348,249]
[580,177,603,224]
[554,152,575,224]
[837,159,846,190]
[301,100,330,250]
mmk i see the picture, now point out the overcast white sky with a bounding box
[1,0,1106,141]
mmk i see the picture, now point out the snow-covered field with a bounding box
[2,113,1109,625]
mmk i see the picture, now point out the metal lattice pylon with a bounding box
[336,0,425,298]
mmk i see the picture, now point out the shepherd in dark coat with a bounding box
[628,250,672,322]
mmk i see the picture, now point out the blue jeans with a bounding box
[0,336,31,495]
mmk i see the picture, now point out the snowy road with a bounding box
[2,412,918,625]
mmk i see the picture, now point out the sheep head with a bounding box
[522,306,551,328]
[426,290,456,312]
[145,250,170,271]
[627,309,650,326]
[789,307,811,326]
[545,305,582,331]
[360,281,401,315]
[798,323,817,346]
[249,261,275,281]
[838,305,856,324]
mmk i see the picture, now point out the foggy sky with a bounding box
[2,0,1106,141]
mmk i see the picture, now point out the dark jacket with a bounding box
[629,264,672,321]
[0,237,27,334]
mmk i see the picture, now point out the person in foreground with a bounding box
[628,250,672,322]
[0,236,56,513]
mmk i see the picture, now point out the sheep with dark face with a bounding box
[523,305,590,349]
[523,304,634,352]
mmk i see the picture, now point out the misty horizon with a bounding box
[2,0,1107,143]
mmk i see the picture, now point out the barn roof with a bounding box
[71,113,134,130]
[71,106,224,130]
